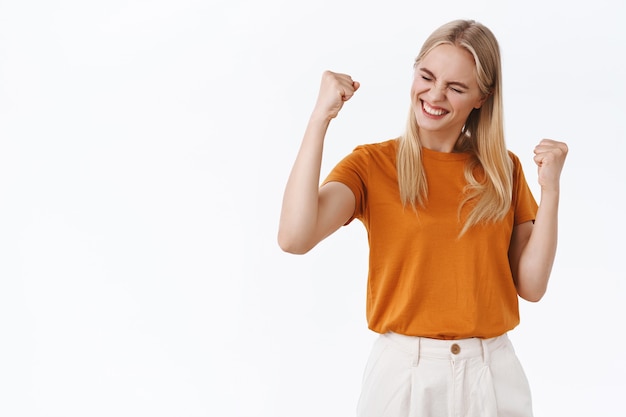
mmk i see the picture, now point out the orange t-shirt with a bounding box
[323,139,538,339]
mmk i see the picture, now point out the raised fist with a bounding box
[312,70,360,120]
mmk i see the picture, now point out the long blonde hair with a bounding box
[397,19,513,235]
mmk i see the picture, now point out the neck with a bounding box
[418,128,461,153]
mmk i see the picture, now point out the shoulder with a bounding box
[506,150,533,187]
[507,150,522,164]
[331,139,398,178]
[352,138,398,159]
[507,150,525,172]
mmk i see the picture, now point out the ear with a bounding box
[474,90,492,109]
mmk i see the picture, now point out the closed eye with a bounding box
[418,67,435,82]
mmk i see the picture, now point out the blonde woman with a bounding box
[278,19,567,417]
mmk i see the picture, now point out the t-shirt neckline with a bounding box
[421,146,471,161]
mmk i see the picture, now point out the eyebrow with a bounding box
[419,67,470,90]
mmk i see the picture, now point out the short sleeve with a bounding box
[321,145,370,224]
[510,152,538,225]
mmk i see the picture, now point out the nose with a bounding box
[427,82,445,102]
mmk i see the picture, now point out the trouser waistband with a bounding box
[382,332,510,365]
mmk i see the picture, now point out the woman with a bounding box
[278,19,567,417]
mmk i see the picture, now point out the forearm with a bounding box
[516,189,560,301]
[278,114,331,252]
[278,71,360,253]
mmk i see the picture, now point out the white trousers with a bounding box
[357,332,533,417]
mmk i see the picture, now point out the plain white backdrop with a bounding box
[1,0,624,416]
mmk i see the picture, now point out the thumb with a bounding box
[342,81,361,102]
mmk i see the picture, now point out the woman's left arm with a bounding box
[509,139,569,302]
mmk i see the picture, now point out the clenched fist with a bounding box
[312,70,360,121]
[533,139,568,192]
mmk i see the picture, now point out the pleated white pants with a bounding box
[357,332,533,417]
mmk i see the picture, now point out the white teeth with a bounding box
[423,101,446,116]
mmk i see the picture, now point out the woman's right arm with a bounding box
[277,71,360,254]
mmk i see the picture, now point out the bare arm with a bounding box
[277,71,360,254]
[509,139,568,302]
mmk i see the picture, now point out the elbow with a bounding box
[514,263,551,302]
[278,241,312,255]
[519,291,545,303]
[277,230,313,255]
[517,282,548,303]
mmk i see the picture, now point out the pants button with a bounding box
[450,343,461,355]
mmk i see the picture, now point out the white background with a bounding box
[1,0,624,416]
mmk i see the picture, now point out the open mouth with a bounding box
[422,100,448,117]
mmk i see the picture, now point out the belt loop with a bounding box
[412,337,421,367]
[481,338,491,365]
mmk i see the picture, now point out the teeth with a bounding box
[423,101,446,116]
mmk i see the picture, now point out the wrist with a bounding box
[540,184,560,195]
[309,110,334,125]
[310,100,339,123]
[539,187,560,207]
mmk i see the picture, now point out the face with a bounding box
[411,44,486,147]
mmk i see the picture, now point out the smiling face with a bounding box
[411,43,487,151]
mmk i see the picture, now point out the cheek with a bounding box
[450,96,477,113]
[410,87,422,110]
[410,80,423,101]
